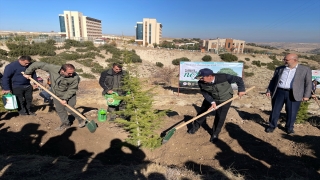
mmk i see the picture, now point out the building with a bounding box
[203,38,245,53]
[59,11,102,40]
[135,18,162,47]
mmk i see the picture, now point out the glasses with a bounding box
[283,59,292,61]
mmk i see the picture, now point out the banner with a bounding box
[312,70,320,88]
[179,62,243,88]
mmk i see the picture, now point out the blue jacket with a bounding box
[2,60,37,90]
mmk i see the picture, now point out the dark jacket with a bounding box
[198,73,245,103]
[99,68,126,95]
[0,72,2,88]
[25,62,80,100]
[2,60,37,90]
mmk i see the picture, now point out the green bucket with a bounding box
[105,92,121,106]
[98,109,107,122]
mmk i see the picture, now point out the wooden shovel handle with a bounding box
[175,86,255,130]
[22,72,87,121]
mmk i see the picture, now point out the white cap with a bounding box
[315,78,320,83]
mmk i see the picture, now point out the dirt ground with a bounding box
[1,43,320,179]
[1,78,320,179]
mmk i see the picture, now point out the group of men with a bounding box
[0,53,314,140]
[1,55,125,130]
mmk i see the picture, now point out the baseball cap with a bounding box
[195,68,214,79]
[315,78,320,83]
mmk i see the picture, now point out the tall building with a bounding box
[58,11,102,40]
[203,38,245,53]
[135,18,162,47]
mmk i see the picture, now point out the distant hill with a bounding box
[308,48,320,54]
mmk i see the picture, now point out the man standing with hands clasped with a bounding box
[266,53,312,134]
[187,68,246,143]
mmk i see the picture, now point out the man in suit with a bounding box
[266,53,312,134]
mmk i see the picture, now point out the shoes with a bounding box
[44,99,54,104]
[187,124,200,134]
[78,120,86,128]
[19,112,28,116]
[55,123,71,131]
[210,135,219,143]
[286,129,295,134]
[28,111,36,116]
[265,127,275,133]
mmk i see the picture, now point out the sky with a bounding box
[0,0,319,43]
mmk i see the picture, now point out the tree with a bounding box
[115,50,166,149]
[217,68,238,76]
[202,55,212,62]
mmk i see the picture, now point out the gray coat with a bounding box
[266,64,312,101]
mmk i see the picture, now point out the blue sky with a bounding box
[0,0,319,43]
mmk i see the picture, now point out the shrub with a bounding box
[76,68,83,72]
[156,62,164,68]
[244,72,254,77]
[245,58,250,61]
[172,57,190,65]
[201,55,212,62]
[79,73,96,79]
[244,65,250,69]
[252,55,256,57]
[252,60,261,67]
[219,53,238,62]
[296,101,309,124]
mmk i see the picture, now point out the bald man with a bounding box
[266,53,312,134]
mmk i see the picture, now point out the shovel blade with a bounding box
[86,120,97,133]
[161,128,176,144]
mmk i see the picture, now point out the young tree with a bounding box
[116,50,166,149]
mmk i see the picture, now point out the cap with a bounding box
[195,68,214,79]
[315,78,320,83]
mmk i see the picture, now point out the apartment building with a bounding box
[135,18,162,47]
[203,38,245,53]
[59,11,102,40]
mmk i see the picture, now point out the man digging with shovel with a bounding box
[23,62,86,131]
[187,68,246,143]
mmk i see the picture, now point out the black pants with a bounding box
[108,101,126,121]
[194,99,232,136]
[12,85,33,114]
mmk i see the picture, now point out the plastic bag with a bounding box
[2,93,18,110]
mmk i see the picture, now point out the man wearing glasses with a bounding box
[23,62,86,131]
[266,53,312,134]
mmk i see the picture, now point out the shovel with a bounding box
[162,86,255,144]
[22,72,97,133]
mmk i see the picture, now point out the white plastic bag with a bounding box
[2,93,18,110]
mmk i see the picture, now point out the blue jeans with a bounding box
[39,89,52,102]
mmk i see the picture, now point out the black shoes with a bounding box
[28,111,36,116]
[286,129,294,134]
[19,112,28,116]
[265,127,275,133]
[187,125,199,134]
[210,135,219,143]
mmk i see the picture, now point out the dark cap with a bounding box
[195,68,214,79]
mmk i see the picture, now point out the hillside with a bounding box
[0,43,320,180]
